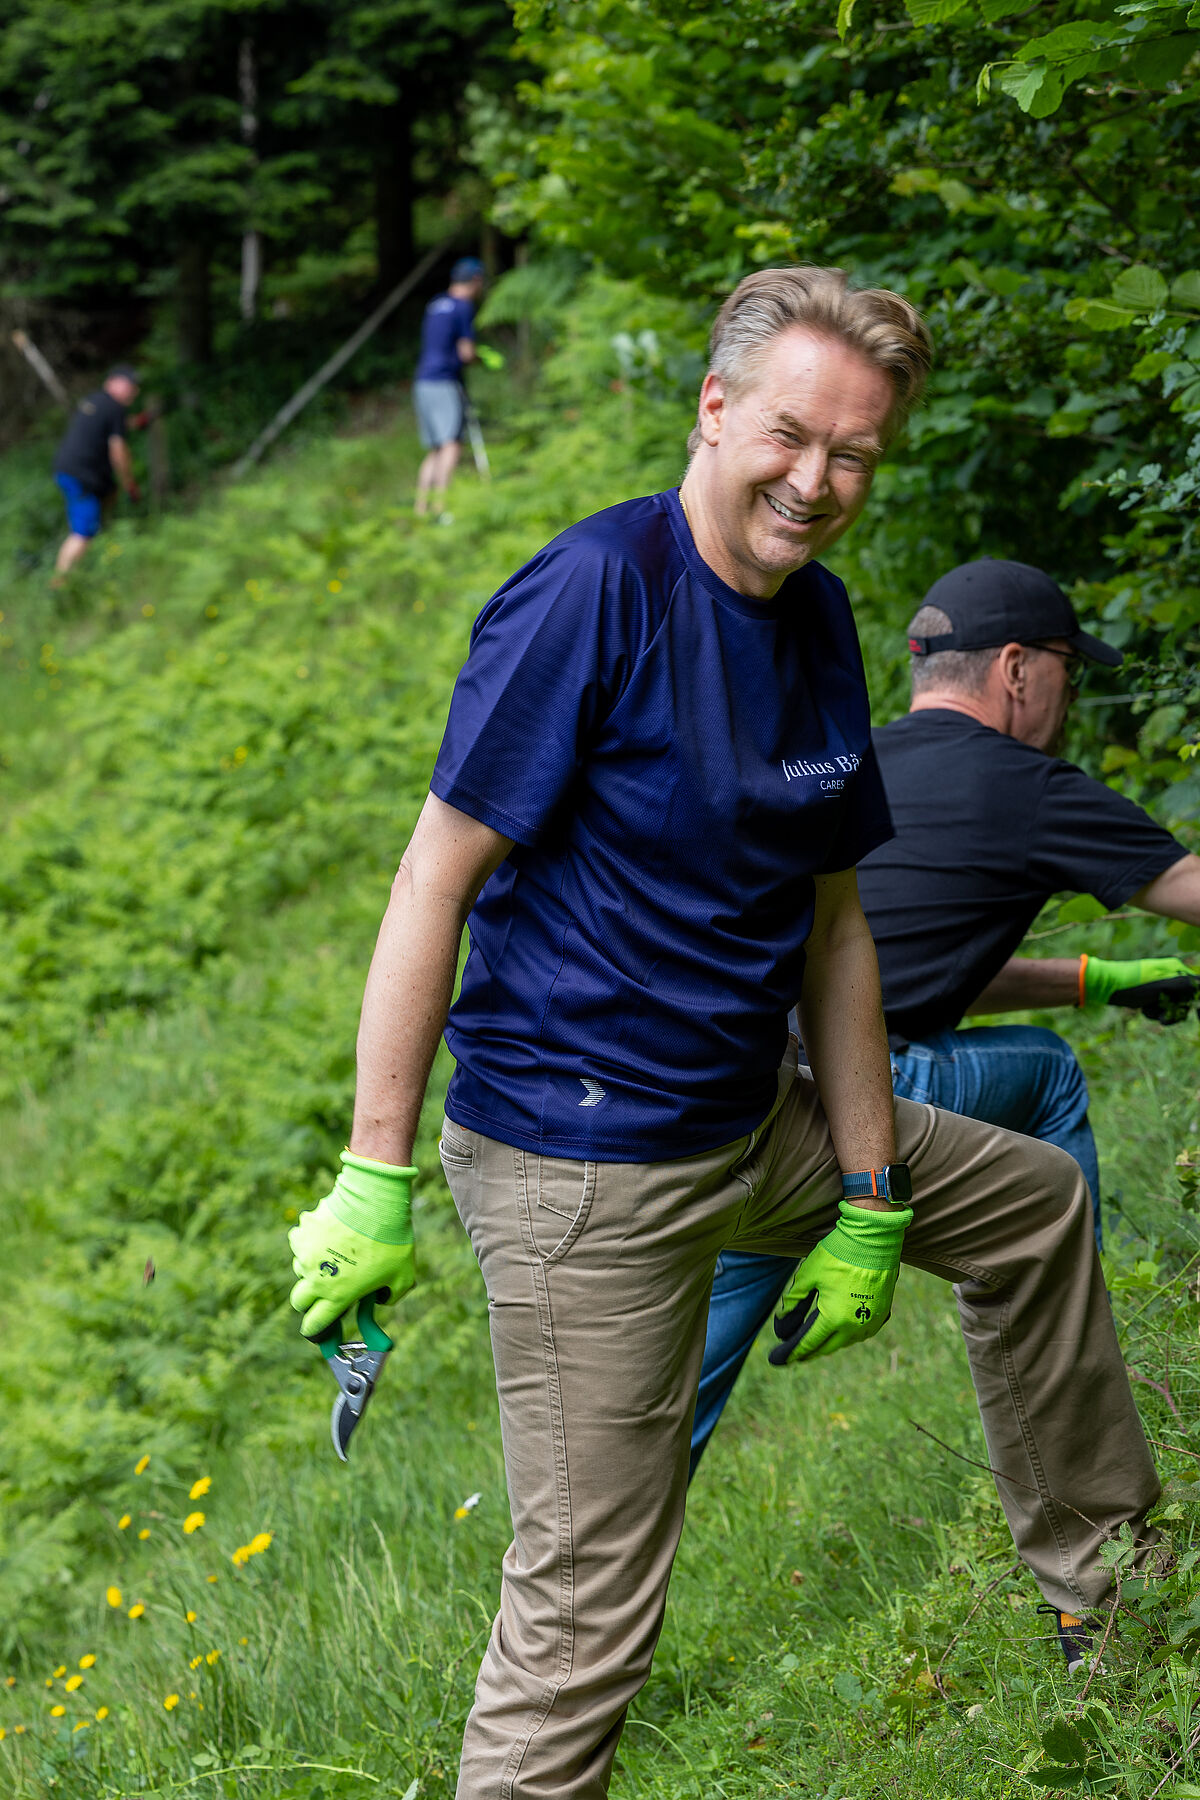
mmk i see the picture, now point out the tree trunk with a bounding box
[177,241,213,365]
[239,37,261,322]
[374,98,415,294]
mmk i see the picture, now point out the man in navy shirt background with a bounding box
[288,269,1163,1797]
[413,255,485,521]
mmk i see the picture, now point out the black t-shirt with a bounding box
[858,709,1189,1043]
[54,390,127,497]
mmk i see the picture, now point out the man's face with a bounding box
[694,326,896,597]
[1015,638,1080,754]
[106,375,138,405]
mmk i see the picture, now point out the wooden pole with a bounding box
[11,329,70,407]
[232,237,453,478]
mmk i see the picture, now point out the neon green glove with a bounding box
[288,1152,417,1338]
[1081,954,1193,1008]
[768,1201,913,1364]
[475,344,506,371]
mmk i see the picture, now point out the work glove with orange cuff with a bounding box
[288,1152,417,1338]
[1080,954,1200,1024]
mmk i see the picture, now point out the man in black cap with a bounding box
[52,365,141,579]
[412,256,486,522]
[694,560,1200,1663]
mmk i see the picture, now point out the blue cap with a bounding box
[451,256,486,284]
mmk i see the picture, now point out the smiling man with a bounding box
[288,269,1163,1797]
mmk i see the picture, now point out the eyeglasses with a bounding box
[1025,642,1086,691]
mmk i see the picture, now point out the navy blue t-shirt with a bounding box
[415,293,475,381]
[432,489,893,1161]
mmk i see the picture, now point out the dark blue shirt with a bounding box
[415,292,475,382]
[432,489,893,1161]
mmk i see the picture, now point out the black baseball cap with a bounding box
[907,558,1122,668]
[107,363,141,385]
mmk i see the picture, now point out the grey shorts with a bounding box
[413,378,464,449]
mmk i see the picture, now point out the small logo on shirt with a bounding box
[781,751,860,791]
[578,1078,607,1107]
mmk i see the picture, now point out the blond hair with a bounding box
[688,266,932,455]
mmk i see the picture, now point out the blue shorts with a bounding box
[413,379,464,449]
[55,472,103,538]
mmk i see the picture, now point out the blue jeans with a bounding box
[690,1023,1101,1475]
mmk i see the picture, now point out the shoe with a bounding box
[1038,1604,1099,1676]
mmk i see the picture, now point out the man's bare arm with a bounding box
[966,958,1081,1013]
[799,868,896,1206]
[1133,852,1200,927]
[456,336,478,366]
[350,793,512,1166]
[967,855,1200,1014]
[108,435,138,497]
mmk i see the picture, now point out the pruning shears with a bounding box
[314,1297,393,1462]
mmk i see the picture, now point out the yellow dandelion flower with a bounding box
[0,1728,5,1741]
[188,1476,211,1500]
[205,1649,220,1666]
[44,1679,53,1689]
[189,1656,202,1671]
[73,1720,89,1732]
[163,1694,179,1712]
[134,1454,150,1475]
[231,1546,250,1566]
[53,1666,66,1678]
[78,1655,95,1670]
[4,1676,14,1687]
[327,579,342,593]
[454,1506,469,1520]
[106,1586,122,1608]
[185,1611,197,1624]
[138,1528,151,1541]
[117,1514,131,1530]
[238,1637,248,1647]
[189,1689,198,1699]
[95,1708,109,1721]
[15,1724,26,1734]
[248,1531,272,1555]
[128,1604,145,1620]
[206,1574,218,1584]
[50,1705,65,1717]
[64,1676,83,1692]
[182,1512,205,1535]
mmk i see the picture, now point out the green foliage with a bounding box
[490,0,1200,803]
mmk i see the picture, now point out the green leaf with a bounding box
[1016,20,1105,61]
[1128,33,1196,87]
[1131,349,1175,379]
[1026,1772,1089,1790]
[1112,264,1170,310]
[1056,894,1109,924]
[1063,296,1142,330]
[981,0,1036,16]
[837,0,858,40]
[833,1670,865,1704]
[903,0,973,24]
[1171,271,1200,309]
[1042,1720,1091,1762]
[996,60,1067,114]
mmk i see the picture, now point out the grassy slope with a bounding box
[1,382,1198,1799]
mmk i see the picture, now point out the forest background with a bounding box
[3,0,1200,1794]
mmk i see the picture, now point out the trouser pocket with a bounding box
[516,1149,596,1264]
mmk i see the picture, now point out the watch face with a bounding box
[888,1164,913,1204]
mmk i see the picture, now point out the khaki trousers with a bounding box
[441,1045,1158,1800]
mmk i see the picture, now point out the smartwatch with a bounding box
[841,1164,913,1205]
